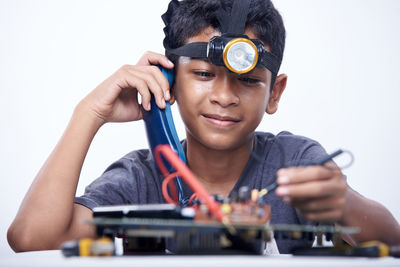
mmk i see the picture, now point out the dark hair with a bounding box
[162,0,286,64]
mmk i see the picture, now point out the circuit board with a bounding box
[92,203,272,254]
[89,145,359,255]
[92,203,358,255]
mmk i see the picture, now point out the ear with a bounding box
[169,85,176,105]
[266,74,287,114]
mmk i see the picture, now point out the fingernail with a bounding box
[168,60,174,66]
[276,186,289,196]
[164,90,170,100]
[277,176,290,185]
[146,102,151,110]
[160,97,166,108]
[277,168,287,175]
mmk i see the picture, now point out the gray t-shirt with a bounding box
[75,131,327,254]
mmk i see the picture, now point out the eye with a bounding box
[237,77,261,84]
[194,71,215,78]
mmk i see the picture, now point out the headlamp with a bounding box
[223,38,258,73]
[208,35,264,74]
[163,0,281,84]
[167,34,280,76]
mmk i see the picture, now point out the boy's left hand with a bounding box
[275,165,347,223]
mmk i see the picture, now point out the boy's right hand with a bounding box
[80,51,174,126]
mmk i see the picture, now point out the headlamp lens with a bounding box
[223,38,258,74]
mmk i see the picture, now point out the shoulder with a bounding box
[254,130,320,149]
[75,148,163,209]
[254,131,327,165]
[101,148,162,192]
[102,149,156,176]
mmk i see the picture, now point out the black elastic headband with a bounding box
[167,41,281,76]
[217,0,251,34]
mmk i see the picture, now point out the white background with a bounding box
[1,0,399,257]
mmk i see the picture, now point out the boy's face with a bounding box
[173,28,284,151]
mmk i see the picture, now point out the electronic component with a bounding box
[293,241,400,258]
[61,237,114,257]
[85,145,358,256]
[92,201,271,255]
[90,203,358,255]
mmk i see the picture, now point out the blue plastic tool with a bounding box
[142,66,186,203]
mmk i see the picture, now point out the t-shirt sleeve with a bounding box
[279,133,328,166]
[295,139,348,181]
[297,140,328,165]
[74,158,141,210]
[74,150,163,210]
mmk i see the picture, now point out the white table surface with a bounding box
[1,250,399,267]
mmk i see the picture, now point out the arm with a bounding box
[338,187,400,245]
[275,165,400,246]
[7,52,174,252]
[7,102,101,252]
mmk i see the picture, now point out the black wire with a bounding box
[247,136,355,197]
[290,150,355,170]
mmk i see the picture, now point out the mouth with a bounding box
[202,113,241,127]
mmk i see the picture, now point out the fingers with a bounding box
[123,51,174,110]
[84,52,173,124]
[137,51,174,69]
[276,165,344,198]
[282,184,347,222]
[275,165,347,222]
[118,64,170,111]
[295,195,345,222]
[150,65,172,101]
[277,165,340,185]
[276,175,346,200]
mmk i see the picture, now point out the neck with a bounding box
[185,134,254,197]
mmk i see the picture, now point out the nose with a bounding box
[209,75,239,107]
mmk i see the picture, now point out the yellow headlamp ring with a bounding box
[223,38,259,74]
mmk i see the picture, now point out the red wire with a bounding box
[162,172,181,204]
[168,176,179,203]
[188,193,197,205]
[155,145,225,222]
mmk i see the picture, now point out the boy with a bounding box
[8,0,400,254]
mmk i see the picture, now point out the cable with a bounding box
[188,193,197,205]
[154,145,225,222]
[260,149,354,197]
[294,149,355,170]
[161,172,182,204]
